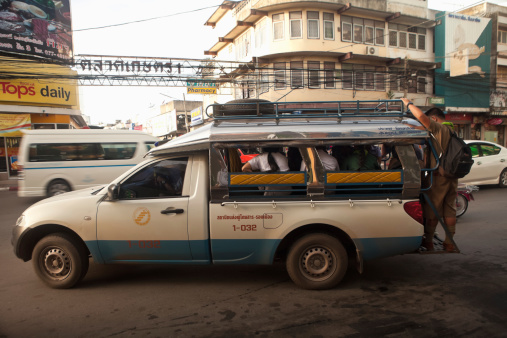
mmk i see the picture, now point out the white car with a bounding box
[459,140,507,188]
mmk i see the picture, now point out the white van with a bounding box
[17,129,158,197]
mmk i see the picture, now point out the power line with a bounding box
[72,5,221,32]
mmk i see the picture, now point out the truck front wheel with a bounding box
[286,233,348,290]
[32,233,89,289]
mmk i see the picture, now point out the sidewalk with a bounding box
[0,179,18,191]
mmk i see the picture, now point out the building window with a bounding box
[255,19,267,49]
[307,11,319,39]
[323,12,334,40]
[353,17,363,43]
[235,32,250,59]
[273,13,284,41]
[290,61,304,89]
[417,70,427,93]
[342,16,352,42]
[364,19,374,45]
[342,16,384,46]
[308,61,320,88]
[375,66,386,92]
[389,23,426,50]
[342,64,386,91]
[260,70,269,94]
[274,62,286,90]
[389,69,403,92]
[289,11,302,39]
[342,64,353,89]
[324,62,335,88]
[498,30,507,44]
[375,25,385,45]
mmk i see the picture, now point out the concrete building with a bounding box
[458,3,507,147]
[144,100,203,140]
[202,0,439,110]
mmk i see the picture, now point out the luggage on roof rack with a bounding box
[207,99,407,120]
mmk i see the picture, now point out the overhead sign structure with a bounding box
[0,0,73,62]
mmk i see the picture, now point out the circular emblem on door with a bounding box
[133,207,151,226]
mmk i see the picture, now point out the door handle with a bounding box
[501,159,505,163]
[477,161,482,165]
[161,208,184,215]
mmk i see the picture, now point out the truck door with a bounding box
[96,156,192,262]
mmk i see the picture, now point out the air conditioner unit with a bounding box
[366,46,379,56]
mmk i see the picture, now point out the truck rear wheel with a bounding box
[286,233,348,290]
[32,233,89,289]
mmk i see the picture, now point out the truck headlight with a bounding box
[16,215,24,226]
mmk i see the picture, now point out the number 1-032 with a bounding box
[232,225,257,231]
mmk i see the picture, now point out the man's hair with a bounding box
[426,107,445,120]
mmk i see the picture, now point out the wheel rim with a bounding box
[40,246,72,281]
[501,171,507,186]
[49,183,69,196]
[299,245,337,282]
[456,195,466,216]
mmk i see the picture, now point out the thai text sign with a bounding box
[0,0,72,62]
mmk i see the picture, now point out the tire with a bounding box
[32,233,89,289]
[47,179,71,197]
[286,233,348,290]
[215,99,274,116]
[455,193,468,217]
[499,168,507,188]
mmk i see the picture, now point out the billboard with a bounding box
[435,12,492,108]
[0,0,72,62]
[0,79,77,105]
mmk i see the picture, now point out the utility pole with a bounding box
[404,56,408,98]
[182,93,189,133]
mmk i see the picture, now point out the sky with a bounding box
[70,0,507,125]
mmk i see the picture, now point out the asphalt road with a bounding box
[1,187,506,337]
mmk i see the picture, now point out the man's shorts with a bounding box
[423,175,458,220]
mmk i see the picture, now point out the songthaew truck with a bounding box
[12,99,447,290]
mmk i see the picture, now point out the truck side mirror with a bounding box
[107,184,119,201]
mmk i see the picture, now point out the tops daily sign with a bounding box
[0,81,76,106]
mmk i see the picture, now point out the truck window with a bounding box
[119,158,188,199]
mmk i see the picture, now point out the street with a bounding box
[1,187,506,337]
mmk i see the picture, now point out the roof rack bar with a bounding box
[209,99,407,121]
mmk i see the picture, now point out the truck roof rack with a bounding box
[206,99,408,121]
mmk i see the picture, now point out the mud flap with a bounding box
[356,249,364,273]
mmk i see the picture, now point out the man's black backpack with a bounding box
[438,129,474,179]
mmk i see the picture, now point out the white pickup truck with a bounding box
[12,99,438,290]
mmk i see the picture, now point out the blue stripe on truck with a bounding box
[86,236,421,265]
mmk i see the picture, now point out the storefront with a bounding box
[446,113,473,139]
[483,117,505,146]
[0,78,84,178]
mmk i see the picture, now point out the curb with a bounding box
[0,186,18,191]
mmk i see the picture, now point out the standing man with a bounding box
[401,98,458,252]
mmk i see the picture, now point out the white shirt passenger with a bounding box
[300,149,339,171]
[245,152,291,196]
[248,152,289,172]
